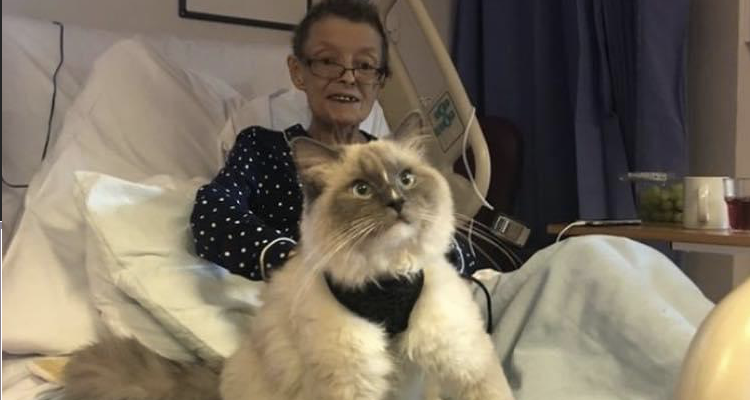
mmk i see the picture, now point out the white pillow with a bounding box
[75,171,263,362]
[219,88,391,154]
[1,38,244,355]
[81,219,195,362]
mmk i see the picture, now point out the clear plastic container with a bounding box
[622,172,684,223]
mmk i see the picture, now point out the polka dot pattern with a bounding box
[190,125,306,280]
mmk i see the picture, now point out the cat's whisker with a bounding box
[453,212,501,230]
[453,213,505,237]
[451,230,506,271]
[341,220,379,255]
[453,216,519,250]
[453,213,519,249]
[330,219,379,255]
[407,210,513,270]
[409,210,440,224]
[341,224,378,271]
[455,226,522,270]
[454,214,523,265]
[292,219,378,310]
[453,218,504,240]
[292,225,362,303]
[455,227,519,266]
[328,224,374,265]
[300,222,377,296]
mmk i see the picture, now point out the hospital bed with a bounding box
[1,2,744,399]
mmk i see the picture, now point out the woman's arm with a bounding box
[190,129,296,281]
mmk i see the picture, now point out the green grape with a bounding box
[635,179,685,222]
[670,183,684,197]
[643,186,661,200]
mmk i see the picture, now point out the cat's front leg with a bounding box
[402,264,514,400]
[295,278,395,400]
[410,328,512,400]
[300,319,394,400]
[422,373,445,400]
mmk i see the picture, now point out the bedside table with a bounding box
[547,222,750,255]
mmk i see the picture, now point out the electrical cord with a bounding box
[41,21,64,160]
[465,275,493,334]
[1,179,29,189]
[2,21,64,189]
[461,106,493,211]
[555,220,588,243]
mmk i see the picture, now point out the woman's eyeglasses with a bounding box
[302,58,385,84]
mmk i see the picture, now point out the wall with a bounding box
[686,0,750,301]
[1,0,456,46]
[1,0,292,44]
[422,0,455,48]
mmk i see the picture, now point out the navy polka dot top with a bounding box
[190,124,477,281]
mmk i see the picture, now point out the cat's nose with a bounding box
[387,198,405,213]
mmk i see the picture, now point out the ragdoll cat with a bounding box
[61,133,514,400]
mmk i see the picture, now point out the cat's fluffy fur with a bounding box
[61,334,220,400]
[61,135,514,400]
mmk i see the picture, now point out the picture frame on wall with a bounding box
[179,0,311,31]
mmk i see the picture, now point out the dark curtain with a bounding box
[453,0,689,252]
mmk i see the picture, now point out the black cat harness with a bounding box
[324,270,424,337]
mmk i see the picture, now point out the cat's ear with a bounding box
[290,137,341,201]
[290,137,341,172]
[389,111,430,156]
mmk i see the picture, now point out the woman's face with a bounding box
[288,16,384,134]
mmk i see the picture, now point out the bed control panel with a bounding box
[491,213,530,248]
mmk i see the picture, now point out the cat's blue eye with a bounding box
[352,181,373,198]
[398,170,415,188]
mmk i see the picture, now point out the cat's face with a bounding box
[292,137,454,283]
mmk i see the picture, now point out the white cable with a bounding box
[461,106,494,211]
[468,218,477,257]
[503,241,523,265]
[259,237,297,281]
[451,237,466,275]
[493,240,520,269]
[485,239,519,270]
[555,220,588,243]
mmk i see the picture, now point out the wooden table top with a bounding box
[547,222,750,247]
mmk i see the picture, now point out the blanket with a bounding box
[472,235,713,400]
